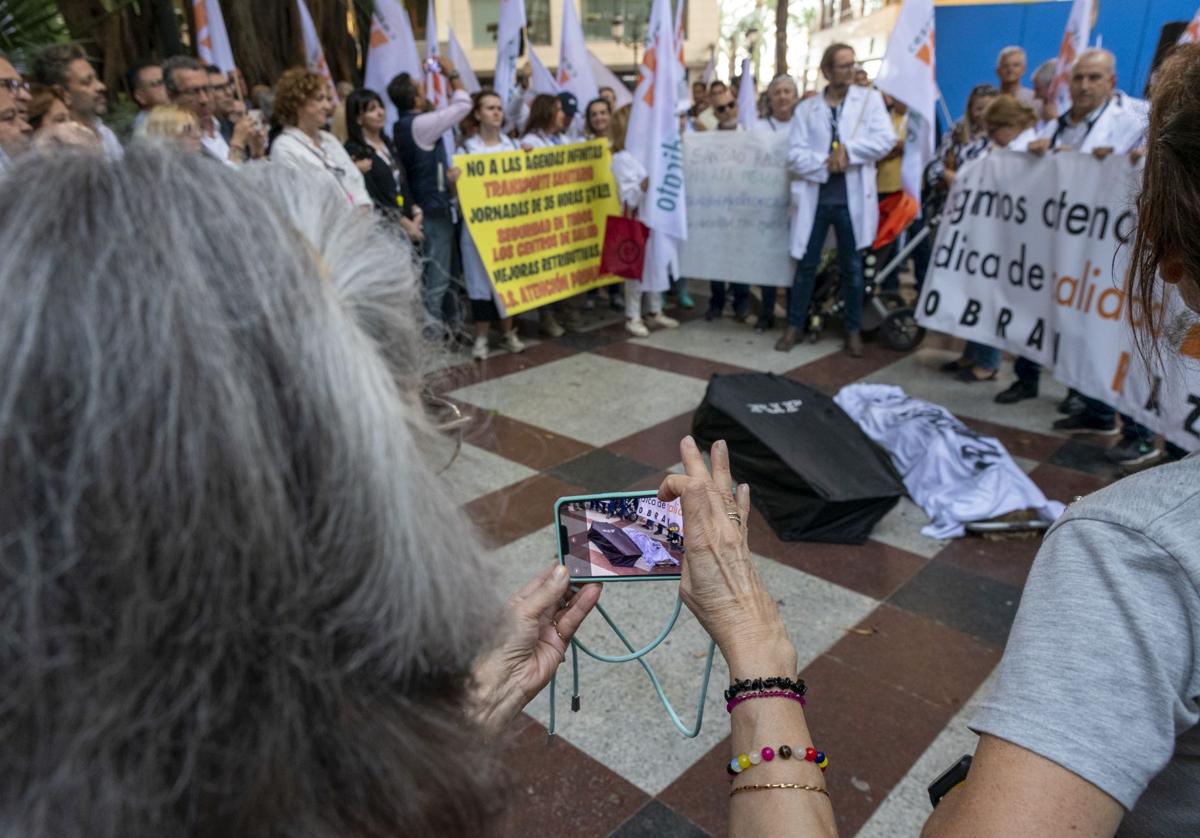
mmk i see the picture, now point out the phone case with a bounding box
[554,491,683,582]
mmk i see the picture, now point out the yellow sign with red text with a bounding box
[454,139,622,315]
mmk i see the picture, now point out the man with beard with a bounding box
[32,44,121,159]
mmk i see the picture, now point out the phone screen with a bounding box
[556,492,684,581]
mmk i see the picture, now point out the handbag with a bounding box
[599,208,649,280]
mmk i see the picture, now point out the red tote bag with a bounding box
[600,210,650,280]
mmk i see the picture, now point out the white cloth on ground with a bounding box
[834,383,1065,538]
[627,530,679,571]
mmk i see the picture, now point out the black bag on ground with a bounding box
[587,522,643,566]
[692,373,903,544]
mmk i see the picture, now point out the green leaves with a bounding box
[0,0,71,62]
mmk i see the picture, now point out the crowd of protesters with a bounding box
[0,37,1172,460]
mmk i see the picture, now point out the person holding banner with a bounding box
[521,94,568,148]
[777,43,896,357]
[610,103,679,337]
[751,74,800,332]
[923,45,1200,835]
[456,90,525,361]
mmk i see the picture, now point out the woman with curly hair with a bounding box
[269,68,370,207]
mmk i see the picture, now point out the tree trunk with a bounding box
[775,0,788,77]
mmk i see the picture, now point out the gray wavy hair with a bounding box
[0,148,501,837]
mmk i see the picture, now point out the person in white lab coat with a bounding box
[776,43,896,356]
[752,74,800,333]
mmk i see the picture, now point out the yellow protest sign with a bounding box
[454,139,622,315]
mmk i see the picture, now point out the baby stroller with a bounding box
[798,249,926,352]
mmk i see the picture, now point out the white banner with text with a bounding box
[916,150,1200,451]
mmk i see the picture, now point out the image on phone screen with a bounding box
[556,492,684,580]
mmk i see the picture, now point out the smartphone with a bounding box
[555,491,684,582]
[423,57,441,75]
[247,108,264,131]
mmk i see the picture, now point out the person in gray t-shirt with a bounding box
[922,43,1200,837]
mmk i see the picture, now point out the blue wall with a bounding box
[936,0,1197,122]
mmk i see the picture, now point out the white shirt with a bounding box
[610,150,647,211]
[753,114,794,133]
[520,131,564,148]
[94,122,124,160]
[410,88,473,152]
[270,127,372,207]
[200,117,231,166]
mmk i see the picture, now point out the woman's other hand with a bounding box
[658,437,796,677]
[468,564,601,735]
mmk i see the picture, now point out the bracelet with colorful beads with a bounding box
[725,690,808,713]
[724,676,807,703]
[727,745,828,776]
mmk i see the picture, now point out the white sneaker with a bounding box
[501,331,525,354]
[649,312,680,329]
[539,310,564,337]
[472,335,489,361]
[626,318,650,337]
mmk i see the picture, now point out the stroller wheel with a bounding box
[882,308,926,351]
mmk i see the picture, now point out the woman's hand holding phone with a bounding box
[468,564,601,736]
[657,437,797,678]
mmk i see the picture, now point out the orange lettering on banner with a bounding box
[1111,351,1131,395]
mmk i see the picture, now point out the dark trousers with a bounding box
[788,204,864,332]
[1080,397,1153,442]
[709,282,750,313]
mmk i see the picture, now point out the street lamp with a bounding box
[611,5,644,67]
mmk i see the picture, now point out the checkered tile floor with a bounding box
[430,285,1125,837]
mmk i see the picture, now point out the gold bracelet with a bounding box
[730,782,830,798]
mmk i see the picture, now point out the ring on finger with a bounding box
[726,511,742,524]
[551,618,568,644]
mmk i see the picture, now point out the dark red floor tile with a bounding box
[783,340,908,395]
[933,532,1043,589]
[607,411,696,470]
[465,473,587,548]
[548,449,660,492]
[594,342,753,381]
[823,603,1001,712]
[1028,462,1112,505]
[431,340,577,393]
[454,401,594,471]
[960,415,1066,462]
[656,736,733,837]
[500,721,649,838]
[747,506,927,600]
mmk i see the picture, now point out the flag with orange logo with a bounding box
[193,0,235,74]
[1178,7,1200,44]
[295,0,336,101]
[875,0,936,247]
[1050,0,1093,115]
[626,0,687,291]
[364,0,423,131]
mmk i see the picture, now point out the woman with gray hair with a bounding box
[0,148,837,837]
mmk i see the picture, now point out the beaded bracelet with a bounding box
[724,676,807,703]
[727,744,829,776]
[725,690,807,713]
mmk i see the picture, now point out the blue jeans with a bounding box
[421,212,456,325]
[709,282,750,312]
[1080,397,1153,442]
[788,204,864,332]
[965,341,1001,370]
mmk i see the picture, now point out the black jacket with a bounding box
[344,136,416,220]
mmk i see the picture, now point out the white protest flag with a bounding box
[701,54,714,85]
[736,57,756,128]
[627,0,687,291]
[447,28,480,93]
[295,0,336,99]
[1050,0,1093,115]
[874,0,935,245]
[588,51,633,108]
[494,0,526,108]
[423,0,456,158]
[1178,7,1200,44]
[528,46,560,94]
[558,0,599,109]
[674,0,690,106]
[365,0,423,132]
[193,0,235,74]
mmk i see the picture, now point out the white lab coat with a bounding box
[786,85,897,259]
[611,150,647,211]
[458,133,519,308]
[1036,91,1149,154]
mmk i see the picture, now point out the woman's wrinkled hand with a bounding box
[657,437,795,675]
[468,564,601,736]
